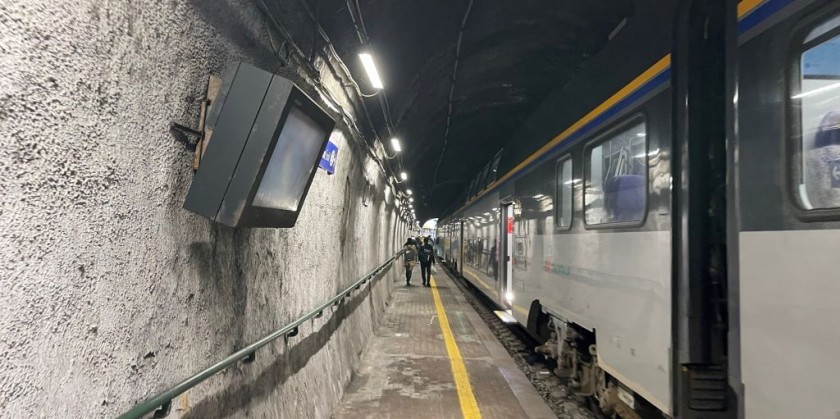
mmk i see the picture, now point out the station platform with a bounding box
[334,266,556,419]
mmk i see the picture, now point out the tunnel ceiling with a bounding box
[316,0,634,219]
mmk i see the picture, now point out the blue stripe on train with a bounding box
[505,68,672,186]
[739,0,796,34]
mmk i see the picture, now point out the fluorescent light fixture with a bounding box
[792,82,840,99]
[400,172,408,181]
[390,137,401,152]
[407,189,413,195]
[358,53,384,89]
[636,132,646,137]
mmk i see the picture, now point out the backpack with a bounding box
[418,244,433,263]
[404,246,417,261]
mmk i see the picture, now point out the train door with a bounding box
[672,0,737,417]
[457,219,464,278]
[500,203,514,310]
[735,2,840,418]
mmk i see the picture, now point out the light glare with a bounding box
[792,82,840,99]
[400,172,408,181]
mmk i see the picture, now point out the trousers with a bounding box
[420,262,432,284]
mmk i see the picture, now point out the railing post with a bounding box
[152,400,171,418]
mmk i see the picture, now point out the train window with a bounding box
[555,156,573,230]
[584,119,648,225]
[794,17,840,210]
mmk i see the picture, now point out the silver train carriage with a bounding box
[437,0,840,418]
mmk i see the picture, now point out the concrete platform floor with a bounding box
[334,266,556,419]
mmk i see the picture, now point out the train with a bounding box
[436,0,840,418]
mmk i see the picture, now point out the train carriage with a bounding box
[437,1,840,417]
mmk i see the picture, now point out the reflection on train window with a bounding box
[584,120,647,225]
[489,150,503,185]
[479,161,492,191]
[796,18,840,210]
[467,178,477,200]
[555,156,573,230]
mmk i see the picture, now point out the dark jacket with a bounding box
[418,243,435,265]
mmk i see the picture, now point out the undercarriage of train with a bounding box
[535,319,648,419]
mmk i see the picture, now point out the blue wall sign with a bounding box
[319,140,339,175]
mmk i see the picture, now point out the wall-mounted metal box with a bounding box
[183,62,335,228]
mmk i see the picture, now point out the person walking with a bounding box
[417,237,436,287]
[403,238,418,286]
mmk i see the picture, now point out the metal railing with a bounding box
[118,251,404,419]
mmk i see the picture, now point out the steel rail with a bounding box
[118,251,404,419]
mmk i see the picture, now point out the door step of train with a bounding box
[681,365,730,413]
[493,309,517,324]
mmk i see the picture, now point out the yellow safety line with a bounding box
[430,275,482,419]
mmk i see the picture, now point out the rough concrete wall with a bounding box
[0,0,409,417]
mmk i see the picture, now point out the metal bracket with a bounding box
[169,122,203,151]
[284,326,299,344]
[241,352,256,364]
[152,400,172,418]
[169,75,223,171]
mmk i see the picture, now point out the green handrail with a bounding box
[118,251,404,419]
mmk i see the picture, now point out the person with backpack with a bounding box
[418,237,436,287]
[403,238,418,286]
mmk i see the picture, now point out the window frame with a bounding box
[787,9,840,221]
[554,154,574,231]
[582,114,650,229]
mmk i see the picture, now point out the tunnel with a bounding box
[2,0,839,418]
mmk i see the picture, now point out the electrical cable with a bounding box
[433,0,475,186]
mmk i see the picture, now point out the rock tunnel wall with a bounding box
[0,0,409,417]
